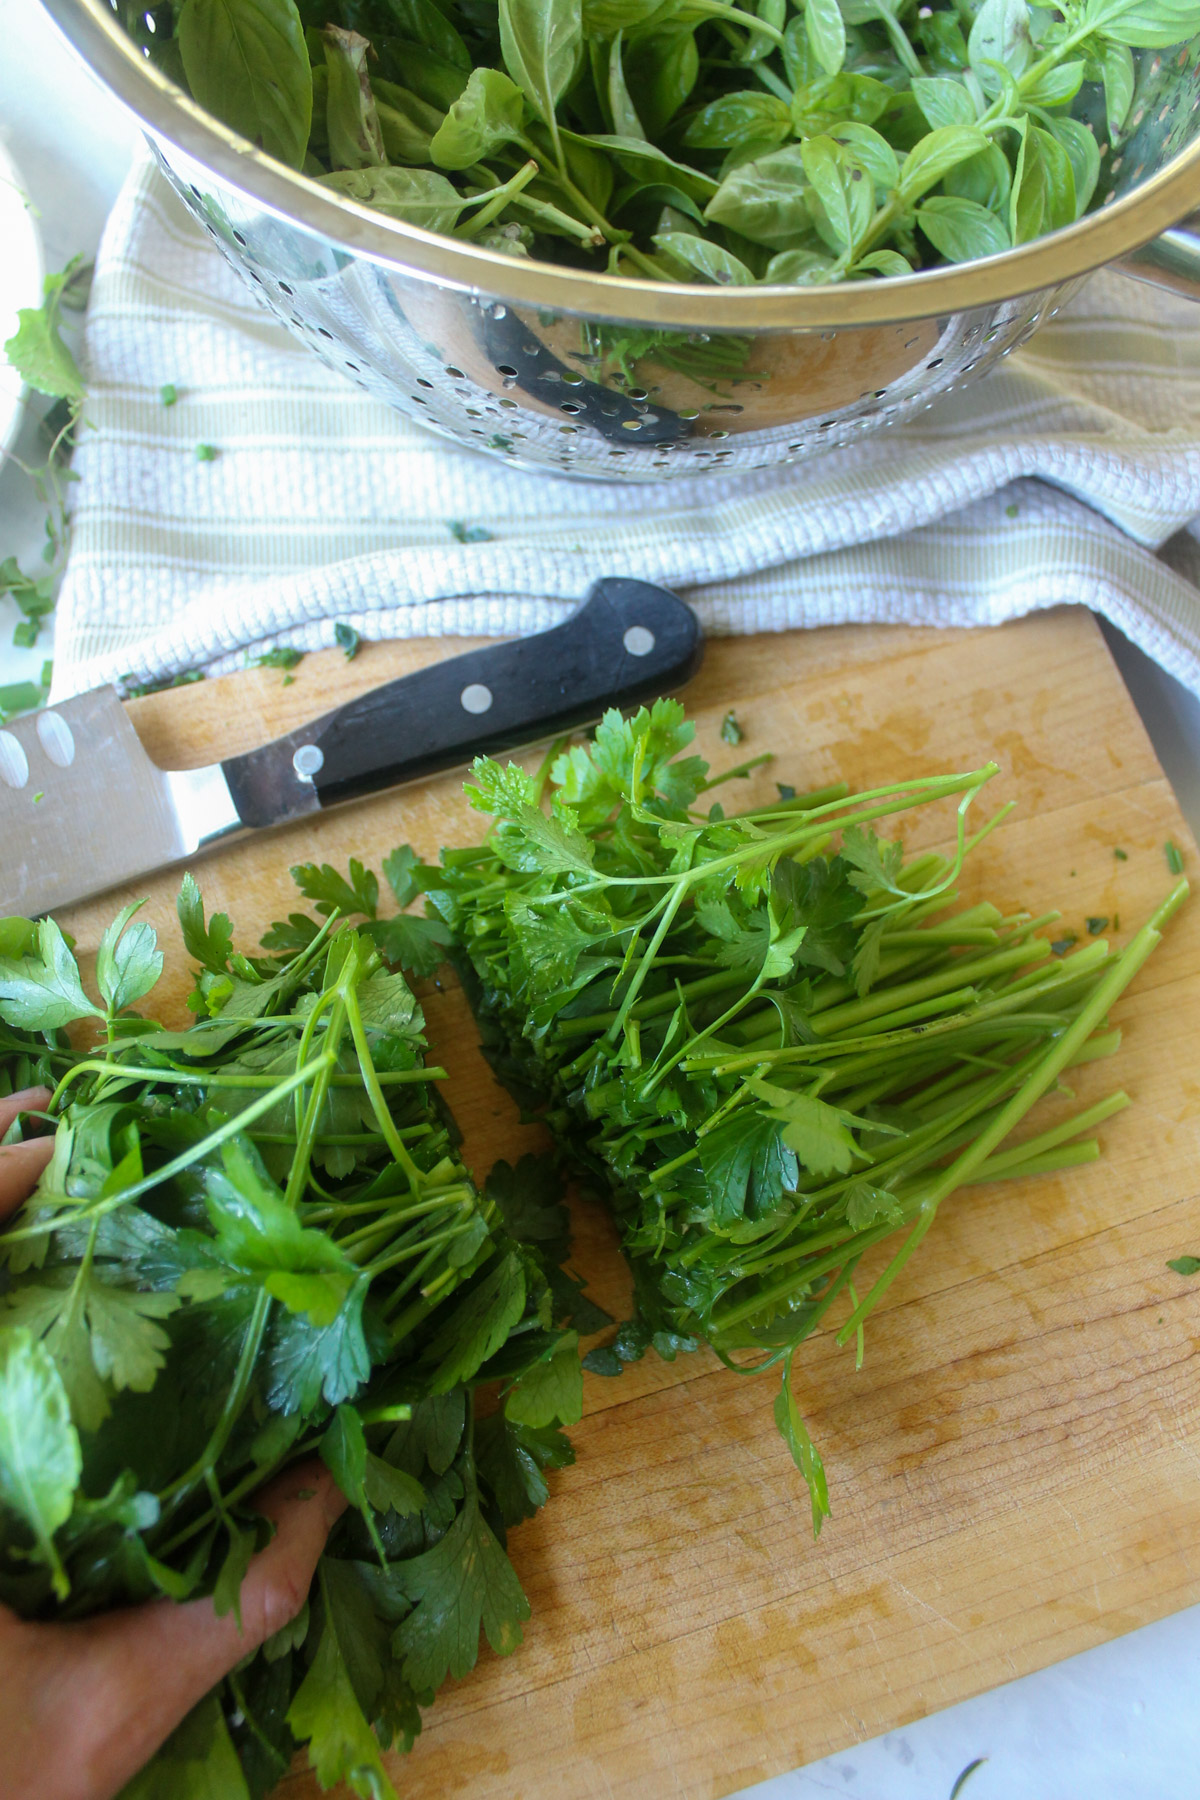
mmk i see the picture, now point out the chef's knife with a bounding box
[0,577,703,917]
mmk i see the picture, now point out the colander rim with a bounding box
[43,0,1200,328]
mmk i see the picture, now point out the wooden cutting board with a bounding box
[57,608,1200,1800]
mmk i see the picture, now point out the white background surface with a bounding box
[2,5,1200,1797]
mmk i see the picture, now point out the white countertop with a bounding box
[3,4,1200,1796]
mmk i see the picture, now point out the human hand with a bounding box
[0,1088,348,1800]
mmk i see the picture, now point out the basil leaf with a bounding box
[608,30,647,138]
[805,0,847,76]
[653,231,758,282]
[1045,114,1100,214]
[323,25,385,169]
[800,134,874,254]
[177,0,312,170]
[854,246,913,274]
[682,90,792,153]
[499,0,583,157]
[1097,36,1135,135]
[967,0,1032,87]
[705,145,815,247]
[831,121,899,189]
[792,71,893,133]
[317,166,470,231]
[897,123,989,202]
[944,141,1013,209]
[374,81,445,165]
[383,0,470,70]
[912,73,978,128]
[1021,57,1085,106]
[581,132,720,199]
[918,193,1010,259]
[765,246,843,281]
[1081,0,1200,47]
[430,67,527,169]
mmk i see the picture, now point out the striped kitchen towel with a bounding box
[53,152,1200,700]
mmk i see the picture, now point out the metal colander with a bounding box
[41,0,1200,480]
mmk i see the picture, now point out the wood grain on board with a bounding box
[56,608,1200,1800]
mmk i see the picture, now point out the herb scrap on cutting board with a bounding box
[419,698,1188,1533]
[0,873,592,1798]
[115,0,1200,288]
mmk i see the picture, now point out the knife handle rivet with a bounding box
[293,744,324,781]
[0,732,29,790]
[623,626,655,657]
[36,712,76,769]
[460,684,493,715]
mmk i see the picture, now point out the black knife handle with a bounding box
[221,578,703,830]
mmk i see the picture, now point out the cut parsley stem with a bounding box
[423,703,1187,1535]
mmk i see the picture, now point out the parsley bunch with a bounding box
[421,700,1188,1531]
[119,0,1200,287]
[0,875,592,1799]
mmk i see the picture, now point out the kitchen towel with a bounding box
[53,151,1200,700]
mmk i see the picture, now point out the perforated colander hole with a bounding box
[232,230,247,247]
[496,364,517,376]
[874,388,888,398]
[444,365,465,379]
[679,409,700,422]
[410,395,428,405]
[318,327,334,340]
[465,408,483,418]
[559,424,579,434]
[278,281,293,296]
[927,357,943,369]
[560,402,582,415]
[707,429,730,440]
[561,372,585,386]
[345,361,360,373]
[905,337,920,348]
[498,398,519,409]
[621,418,643,431]
[416,377,434,389]
[626,387,649,401]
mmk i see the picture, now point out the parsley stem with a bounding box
[5,1053,338,1241]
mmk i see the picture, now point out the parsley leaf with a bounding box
[391,1487,531,1691]
[0,1329,81,1598]
[0,917,103,1029]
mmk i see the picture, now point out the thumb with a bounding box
[2,1460,346,1800]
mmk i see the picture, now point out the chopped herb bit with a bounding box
[949,1760,988,1800]
[334,621,361,660]
[194,443,217,462]
[1085,917,1109,936]
[31,792,43,804]
[1166,840,1185,875]
[121,669,206,698]
[485,435,512,454]
[256,647,304,671]
[160,383,178,406]
[0,681,46,722]
[720,710,744,746]
[1005,503,1019,518]
[1167,1255,1200,1276]
[1114,847,1128,861]
[40,661,53,690]
[282,673,295,686]
[776,784,796,802]
[448,521,494,544]
[1050,933,1078,955]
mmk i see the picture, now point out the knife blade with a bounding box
[0,577,703,917]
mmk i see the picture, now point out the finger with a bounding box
[2,1462,346,1800]
[0,1138,55,1217]
[0,1086,53,1138]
